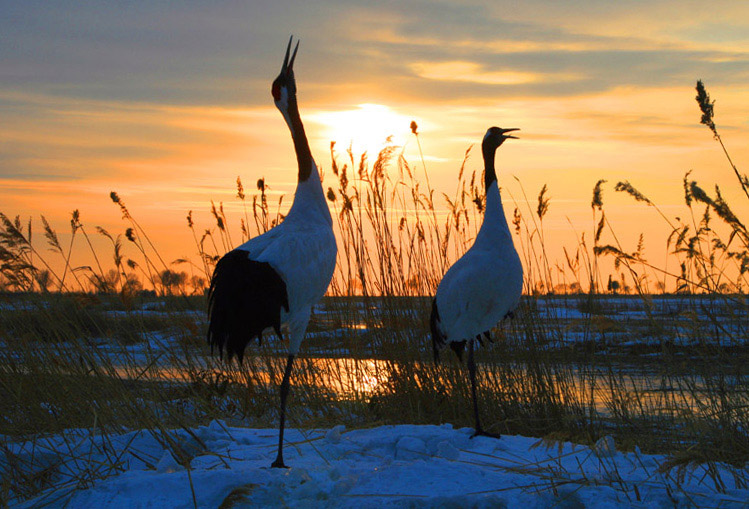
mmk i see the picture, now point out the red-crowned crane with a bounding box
[207,37,337,468]
[430,126,523,439]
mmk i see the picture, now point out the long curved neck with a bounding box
[482,142,498,191]
[279,95,331,225]
[284,98,313,182]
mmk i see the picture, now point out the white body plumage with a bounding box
[433,180,522,344]
[434,180,522,343]
[236,165,336,354]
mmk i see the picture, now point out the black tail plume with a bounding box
[207,250,289,363]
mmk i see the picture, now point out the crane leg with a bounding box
[468,339,501,439]
[271,354,295,468]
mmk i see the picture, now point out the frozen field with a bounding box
[9,422,749,508]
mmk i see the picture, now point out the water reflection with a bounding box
[112,357,387,397]
[111,357,749,419]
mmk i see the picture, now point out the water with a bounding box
[111,355,749,420]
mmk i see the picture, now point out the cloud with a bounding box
[3,0,749,112]
[410,60,582,85]
[332,1,749,101]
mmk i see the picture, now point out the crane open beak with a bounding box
[500,128,519,139]
[281,36,300,74]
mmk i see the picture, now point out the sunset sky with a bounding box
[2,0,749,285]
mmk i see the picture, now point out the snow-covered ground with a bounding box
[10,422,749,508]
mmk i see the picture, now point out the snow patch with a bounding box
[8,424,749,508]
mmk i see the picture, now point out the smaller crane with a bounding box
[430,126,523,438]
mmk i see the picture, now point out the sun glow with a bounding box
[309,103,415,157]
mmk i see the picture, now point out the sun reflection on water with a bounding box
[110,359,747,416]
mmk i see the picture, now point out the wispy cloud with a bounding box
[410,61,581,85]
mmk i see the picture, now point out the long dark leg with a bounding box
[468,338,500,439]
[271,354,295,468]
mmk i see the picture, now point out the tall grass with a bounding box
[1,81,748,505]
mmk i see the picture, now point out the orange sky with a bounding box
[2,1,748,290]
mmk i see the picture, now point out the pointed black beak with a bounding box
[281,35,300,74]
[500,128,519,139]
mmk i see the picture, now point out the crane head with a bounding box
[483,126,519,149]
[272,36,300,109]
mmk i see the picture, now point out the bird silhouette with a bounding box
[430,126,523,438]
[207,36,337,468]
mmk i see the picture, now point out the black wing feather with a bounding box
[207,250,289,363]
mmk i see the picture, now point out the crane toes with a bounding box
[470,429,502,440]
[271,458,289,469]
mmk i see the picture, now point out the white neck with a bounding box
[474,180,512,248]
[286,158,332,225]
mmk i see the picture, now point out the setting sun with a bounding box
[309,103,417,156]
